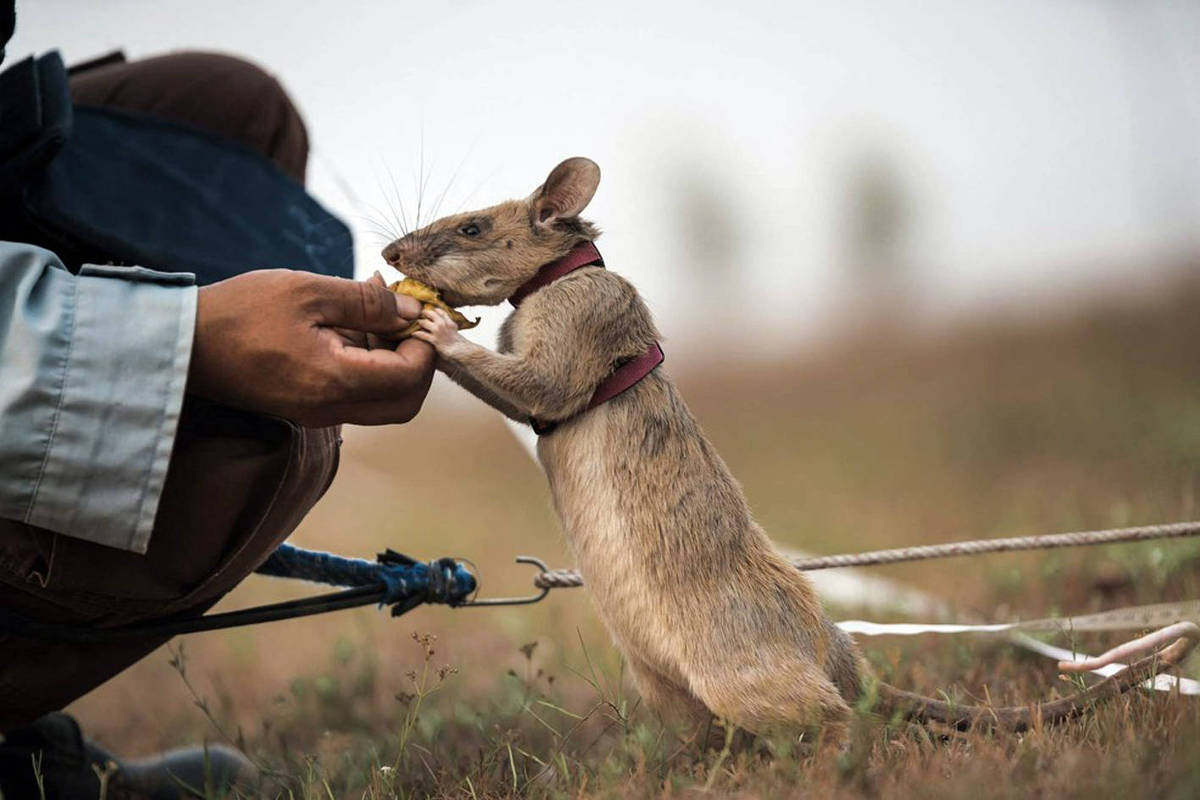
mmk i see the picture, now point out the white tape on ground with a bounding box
[836,611,1200,695]
[839,620,1014,635]
[839,600,1200,636]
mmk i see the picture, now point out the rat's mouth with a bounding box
[435,286,467,308]
[396,272,464,308]
[389,277,480,335]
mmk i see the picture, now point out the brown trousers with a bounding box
[0,53,338,730]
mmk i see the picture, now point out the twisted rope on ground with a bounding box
[531,520,1200,590]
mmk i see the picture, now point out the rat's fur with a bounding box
[386,157,1186,740]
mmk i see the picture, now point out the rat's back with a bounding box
[534,327,860,734]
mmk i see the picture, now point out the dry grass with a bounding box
[68,278,1200,798]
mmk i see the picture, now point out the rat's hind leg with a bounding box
[625,654,741,751]
[624,654,710,728]
[690,660,852,748]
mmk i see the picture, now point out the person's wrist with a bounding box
[186,283,217,399]
[186,281,253,409]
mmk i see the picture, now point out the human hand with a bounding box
[187,269,435,426]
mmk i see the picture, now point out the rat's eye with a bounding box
[459,223,481,237]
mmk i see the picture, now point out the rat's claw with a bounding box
[391,279,479,336]
[423,309,454,335]
[409,307,466,356]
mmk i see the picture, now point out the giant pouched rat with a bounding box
[383,157,1190,741]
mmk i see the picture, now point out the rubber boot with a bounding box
[0,712,259,799]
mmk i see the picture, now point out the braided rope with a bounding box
[257,545,391,589]
[531,520,1200,590]
[256,544,475,606]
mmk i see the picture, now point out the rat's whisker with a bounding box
[428,151,471,224]
[364,230,401,248]
[359,218,402,244]
[414,131,427,231]
[382,163,412,238]
[359,203,404,240]
[429,132,482,223]
[371,164,408,240]
[356,210,399,247]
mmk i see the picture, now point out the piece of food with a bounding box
[389,277,480,338]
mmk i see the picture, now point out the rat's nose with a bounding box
[381,240,404,266]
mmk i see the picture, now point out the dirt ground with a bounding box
[67,276,1200,798]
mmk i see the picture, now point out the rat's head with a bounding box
[381,157,601,306]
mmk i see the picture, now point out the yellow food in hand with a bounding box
[389,277,480,338]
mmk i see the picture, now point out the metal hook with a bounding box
[458,556,551,607]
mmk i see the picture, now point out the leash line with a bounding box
[530,520,1200,589]
[8,522,1197,641]
[0,545,480,642]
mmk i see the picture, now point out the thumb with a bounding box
[312,275,422,333]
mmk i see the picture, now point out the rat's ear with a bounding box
[529,157,601,229]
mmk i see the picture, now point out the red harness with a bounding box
[509,241,665,436]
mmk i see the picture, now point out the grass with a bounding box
[67,276,1200,798]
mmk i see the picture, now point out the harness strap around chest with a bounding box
[509,242,665,436]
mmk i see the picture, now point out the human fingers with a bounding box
[365,273,399,350]
[308,274,421,332]
[310,396,431,426]
[329,336,435,400]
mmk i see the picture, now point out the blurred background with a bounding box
[8,0,1200,767]
[13,0,1200,357]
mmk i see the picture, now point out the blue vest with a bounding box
[0,49,352,284]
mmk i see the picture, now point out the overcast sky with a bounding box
[10,0,1200,352]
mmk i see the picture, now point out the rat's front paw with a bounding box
[413,307,470,358]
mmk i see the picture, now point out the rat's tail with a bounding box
[871,628,1196,731]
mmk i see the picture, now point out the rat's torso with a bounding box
[498,267,860,723]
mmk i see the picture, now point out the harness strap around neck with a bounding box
[509,241,604,308]
[509,242,664,436]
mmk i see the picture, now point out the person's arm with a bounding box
[0,241,197,553]
[1,243,436,554]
